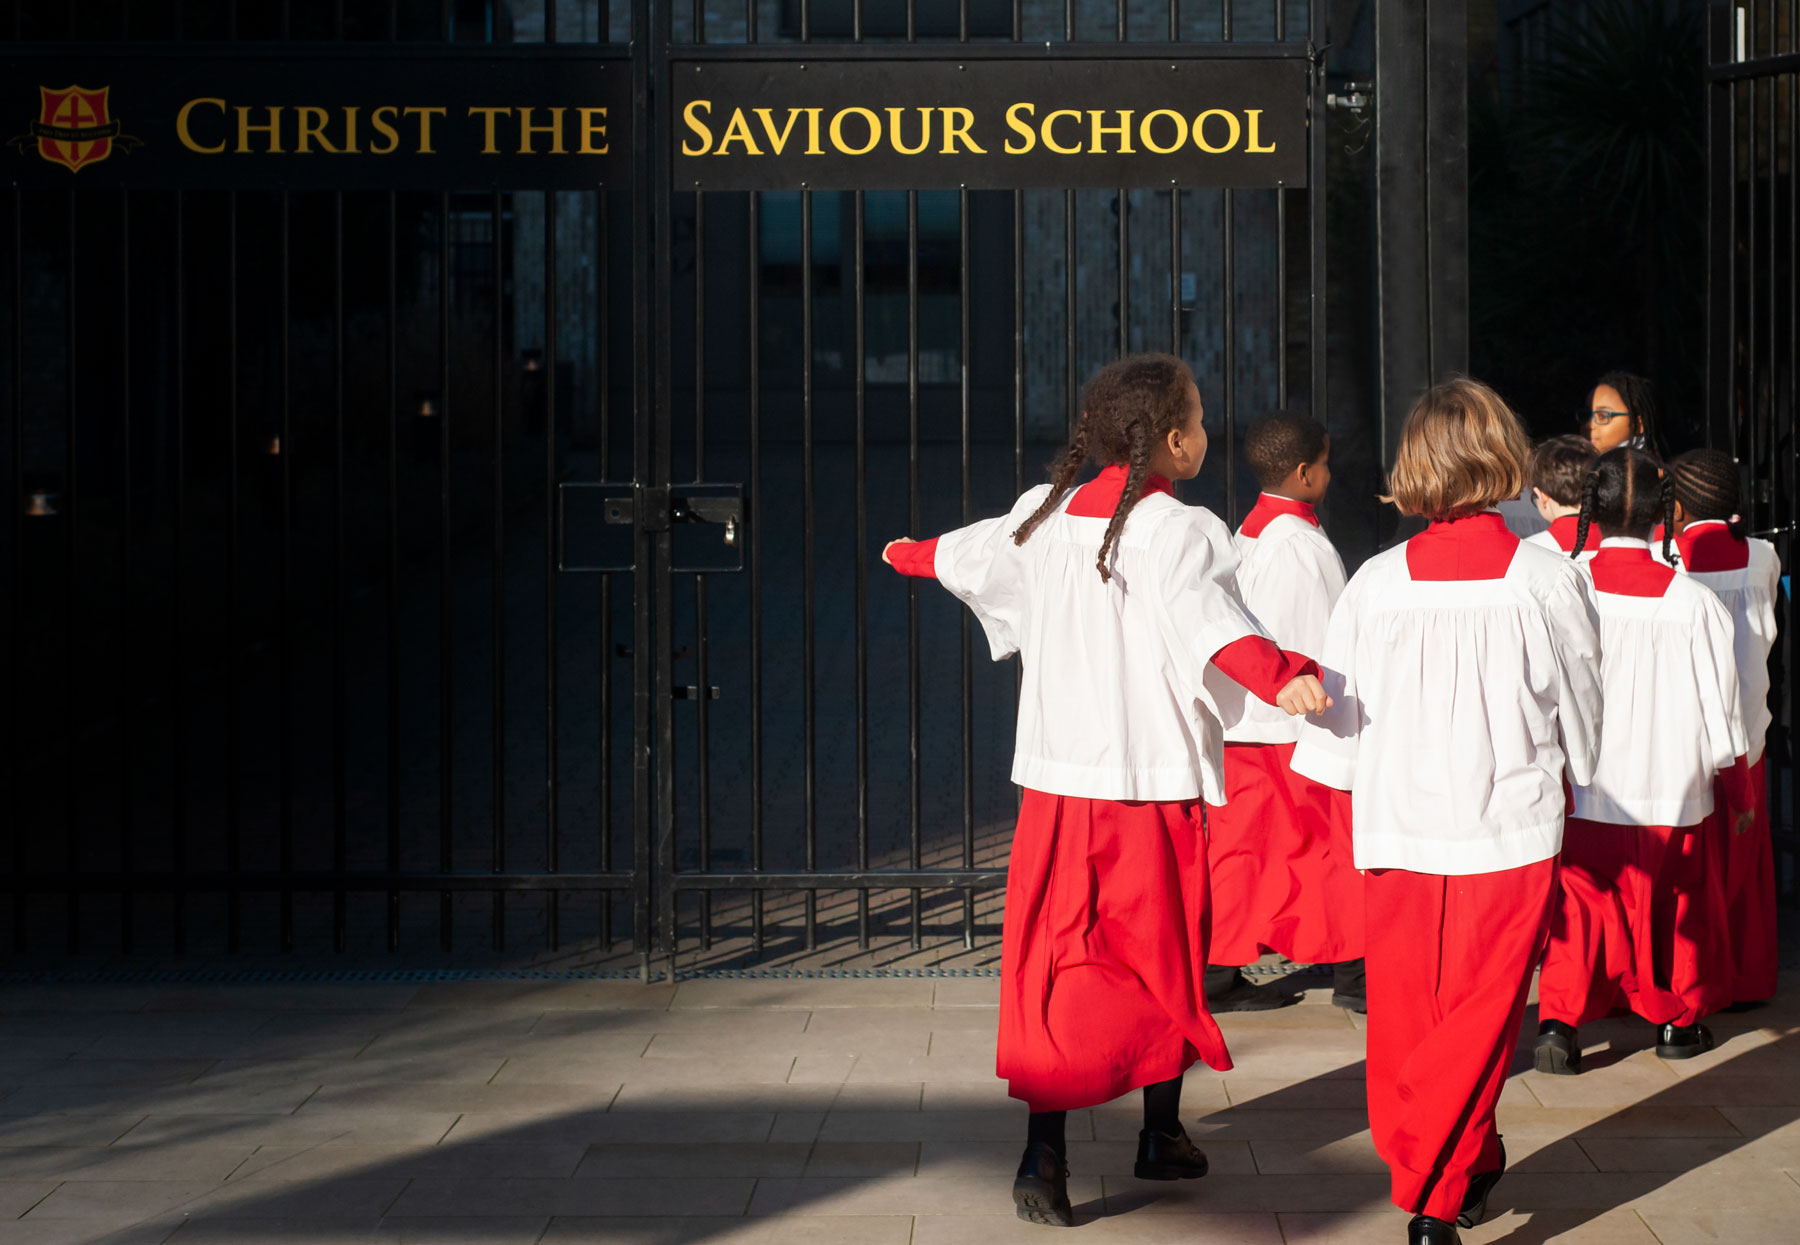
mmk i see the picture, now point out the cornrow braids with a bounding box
[1573,469,1600,561]
[1098,421,1153,583]
[1011,352,1198,581]
[1578,447,1665,550]
[1668,448,1747,540]
[1012,420,1090,546]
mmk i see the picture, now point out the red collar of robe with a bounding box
[1405,511,1519,581]
[1590,541,1675,597]
[1067,462,1176,518]
[1546,514,1603,554]
[1240,493,1321,538]
[1675,519,1750,572]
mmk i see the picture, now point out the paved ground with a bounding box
[0,964,1796,1244]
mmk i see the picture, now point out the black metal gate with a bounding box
[1705,1,1799,904]
[2,0,1330,971]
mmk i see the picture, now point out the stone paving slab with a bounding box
[0,967,1793,1242]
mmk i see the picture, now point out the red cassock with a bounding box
[1539,818,1730,1028]
[1679,523,1781,1006]
[1208,743,1361,965]
[888,474,1316,1112]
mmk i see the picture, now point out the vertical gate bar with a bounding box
[907,189,922,949]
[634,0,658,977]
[492,189,508,953]
[1223,0,1231,39]
[1277,188,1288,409]
[1170,186,1180,352]
[1223,189,1237,524]
[1276,0,1284,40]
[802,0,811,42]
[909,0,917,41]
[695,190,712,951]
[1787,60,1797,899]
[8,190,20,952]
[962,0,970,41]
[1064,0,1072,41]
[1015,0,1023,42]
[64,189,79,953]
[1310,0,1328,434]
[749,0,757,43]
[279,191,294,954]
[1170,0,1177,41]
[1771,61,1780,538]
[439,189,454,951]
[387,191,401,952]
[227,191,241,952]
[1708,10,1734,454]
[748,191,765,951]
[801,190,817,950]
[173,190,187,954]
[390,0,398,40]
[856,0,864,40]
[1749,78,1760,507]
[546,0,555,42]
[118,191,133,955]
[959,186,974,949]
[695,0,703,43]
[545,189,560,950]
[599,189,613,952]
[854,189,870,950]
[1117,0,1124,42]
[333,191,348,953]
[657,2,681,982]
[1065,190,1076,435]
[1118,189,1129,355]
[1014,192,1025,497]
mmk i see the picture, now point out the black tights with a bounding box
[1026,1075,1184,1156]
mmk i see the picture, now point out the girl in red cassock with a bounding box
[884,353,1329,1228]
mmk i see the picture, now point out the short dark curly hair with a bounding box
[1244,410,1327,492]
[1528,434,1599,509]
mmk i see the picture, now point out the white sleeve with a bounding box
[1290,579,1363,791]
[1149,508,1268,706]
[1544,564,1604,788]
[1249,533,1346,657]
[1696,589,1749,768]
[1765,543,1783,644]
[934,485,1053,661]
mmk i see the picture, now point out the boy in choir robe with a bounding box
[884,354,1331,1228]
[1535,449,1746,1072]
[1668,449,1782,1009]
[1525,435,1603,562]
[1203,411,1364,1012]
[1293,379,1603,1245]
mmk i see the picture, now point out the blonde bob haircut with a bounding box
[1383,377,1531,521]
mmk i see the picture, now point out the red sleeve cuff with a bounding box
[887,536,941,579]
[1209,636,1320,706]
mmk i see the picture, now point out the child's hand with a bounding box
[1733,809,1755,836]
[1275,674,1332,717]
[882,538,916,566]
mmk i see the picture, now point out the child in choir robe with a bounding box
[884,353,1331,1228]
[1668,449,1782,1009]
[1586,370,1667,459]
[1525,435,1603,562]
[1292,379,1603,1245]
[1535,449,1746,1073]
[1203,411,1365,1012]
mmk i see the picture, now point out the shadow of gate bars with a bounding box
[0,0,1333,975]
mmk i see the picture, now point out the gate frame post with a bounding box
[1704,3,1737,455]
[1372,0,1468,481]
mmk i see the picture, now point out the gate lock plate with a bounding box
[559,482,744,573]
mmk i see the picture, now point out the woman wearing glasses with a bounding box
[1586,371,1666,459]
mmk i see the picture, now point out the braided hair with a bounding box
[1573,447,1675,563]
[1668,448,1747,540]
[1011,353,1197,582]
[1590,371,1666,461]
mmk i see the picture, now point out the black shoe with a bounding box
[1012,1141,1074,1227]
[1134,1127,1209,1180]
[1655,1022,1715,1060]
[1331,958,1368,1013]
[1205,967,1301,1013]
[1408,1215,1461,1244]
[1457,1137,1506,1228]
[1534,1019,1581,1075]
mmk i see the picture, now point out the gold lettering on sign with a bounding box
[1245,109,1276,153]
[753,107,804,154]
[517,107,567,154]
[404,106,446,154]
[295,106,343,154]
[235,105,283,154]
[716,109,764,156]
[828,106,881,156]
[886,107,932,156]
[1193,109,1241,154]
[1138,109,1187,154]
[468,107,512,155]
[681,100,714,155]
[1004,102,1036,154]
[176,97,226,153]
[1088,109,1134,154]
[938,107,984,154]
[1041,109,1082,155]
[578,107,608,154]
[370,106,401,154]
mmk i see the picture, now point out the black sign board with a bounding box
[2,49,629,189]
[672,56,1308,191]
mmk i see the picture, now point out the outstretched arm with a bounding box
[883,537,941,578]
[1210,636,1331,716]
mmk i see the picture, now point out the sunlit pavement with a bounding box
[0,960,1795,1243]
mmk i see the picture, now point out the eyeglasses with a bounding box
[1587,408,1630,426]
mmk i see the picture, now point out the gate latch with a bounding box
[594,483,745,573]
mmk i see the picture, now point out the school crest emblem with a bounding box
[10,86,140,172]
